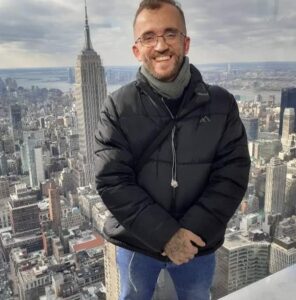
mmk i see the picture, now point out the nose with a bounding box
[154,36,169,52]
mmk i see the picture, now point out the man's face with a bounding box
[133,4,190,82]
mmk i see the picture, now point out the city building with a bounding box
[2,136,15,154]
[0,176,9,199]
[23,133,45,187]
[10,104,22,142]
[213,231,270,299]
[21,130,45,174]
[67,133,80,156]
[0,152,8,175]
[283,174,296,218]
[68,231,104,254]
[61,208,85,230]
[249,138,282,163]
[34,146,45,185]
[241,116,259,141]
[17,265,51,300]
[264,158,287,215]
[48,183,62,234]
[58,168,76,196]
[9,248,51,300]
[75,3,107,187]
[57,136,67,156]
[240,213,262,233]
[77,186,101,222]
[240,195,260,215]
[104,243,119,300]
[8,184,40,235]
[281,108,295,151]
[279,88,296,136]
[270,216,296,273]
[0,197,10,229]
[1,231,43,261]
[45,272,80,300]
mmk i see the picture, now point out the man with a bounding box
[95,0,250,299]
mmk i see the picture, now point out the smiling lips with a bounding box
[154,55,172,62]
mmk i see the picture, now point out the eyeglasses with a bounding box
[135,29,186,47]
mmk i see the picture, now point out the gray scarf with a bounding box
[140,56,191,99]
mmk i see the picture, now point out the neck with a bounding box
[141,57,191,99]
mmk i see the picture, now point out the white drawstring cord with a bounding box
[128,251,137,292]
[171,126,178,188]
[160,97,178,189]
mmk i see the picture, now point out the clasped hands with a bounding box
[162,228,206,265]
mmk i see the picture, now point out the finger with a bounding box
[184,239,199,255]
[169,256,180,265]
[190,245,199,255]
[190,234,206,247]
[161,252,167,256]
[168,254,186,265]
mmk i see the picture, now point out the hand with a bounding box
[162,228,206,265]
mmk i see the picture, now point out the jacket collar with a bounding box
[136,64,210,118]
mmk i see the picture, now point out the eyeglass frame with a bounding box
[135,29,187,47]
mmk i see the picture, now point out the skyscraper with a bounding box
[10,104,22,141]
[48,182,61,234]
[0,153,8,176]
[241,116,259,141]
[0,177,9,200]
[283,174,296,218]
[279,88,296,136]
[281,108,295,151]
[24,134,45,188]
[264,158,287,216]
[75,2,107,187]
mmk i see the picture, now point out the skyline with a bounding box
[0,0,295,68]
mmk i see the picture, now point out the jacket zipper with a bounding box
[160,97,178,214]
[141,90,179,213]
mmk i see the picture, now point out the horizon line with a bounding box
[1,60,296,71]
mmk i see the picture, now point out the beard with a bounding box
[142,51,184,82]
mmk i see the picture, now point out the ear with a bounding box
[184,36,190,55]
[132,44,142,62]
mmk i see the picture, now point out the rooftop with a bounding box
[19,265,49,283]
[69,232,104,253]
[223,231,269,250]
[1,230,42,246]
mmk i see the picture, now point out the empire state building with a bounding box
[75,2,107,187]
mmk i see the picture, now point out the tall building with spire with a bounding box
[75,1,107,187]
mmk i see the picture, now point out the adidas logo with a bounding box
[200,116,211,123]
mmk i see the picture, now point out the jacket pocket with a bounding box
[102,215,158,253]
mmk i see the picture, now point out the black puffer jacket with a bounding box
[94,65,250,261]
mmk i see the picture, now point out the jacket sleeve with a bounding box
[94,95,180,252]
[180,95,251,246]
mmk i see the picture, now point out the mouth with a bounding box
[154,55,172,62]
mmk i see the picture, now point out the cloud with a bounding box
[0,0,295,67]
[183,0,296,63]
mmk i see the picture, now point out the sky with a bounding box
[0,0,295,68]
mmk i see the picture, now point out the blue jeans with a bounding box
[116,247,216,300]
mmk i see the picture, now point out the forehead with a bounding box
[134,4,185,37]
